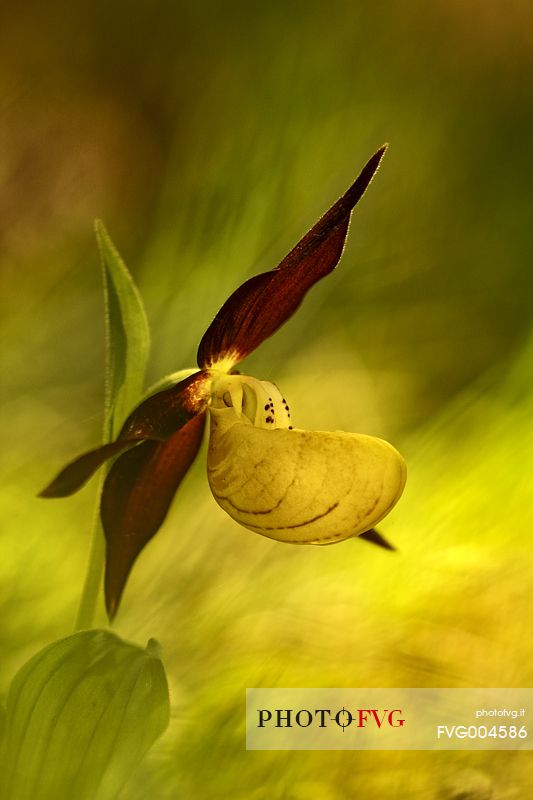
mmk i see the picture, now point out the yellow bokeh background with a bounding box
[1,1,532,796]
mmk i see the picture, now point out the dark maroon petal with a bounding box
[102,412,206,619]
[38,440,142,498]
[39,371,210,499]
[197,145,387,369]
[117,370,210,440]
[359,528,396,551]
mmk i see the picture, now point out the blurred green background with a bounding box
[1,0,532,797]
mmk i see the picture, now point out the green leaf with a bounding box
[0,630,170,800]
[95,219,151,441]
[75,223,151,629]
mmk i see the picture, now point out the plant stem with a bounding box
[74,482,106,631]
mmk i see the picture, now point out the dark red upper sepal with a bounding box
[39,370,210,498]
[102,412,206,619]
[197,145,387,369]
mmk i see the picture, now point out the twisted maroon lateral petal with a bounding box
[39,440,142,498]
[39,371,210,498]
[359,528,396,551]
[197,145,387,369]
[102,411,206,619]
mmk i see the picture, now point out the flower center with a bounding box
[209,373,292,430]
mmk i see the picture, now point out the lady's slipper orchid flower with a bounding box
[208,373,405,544]
[41,145,406,619]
